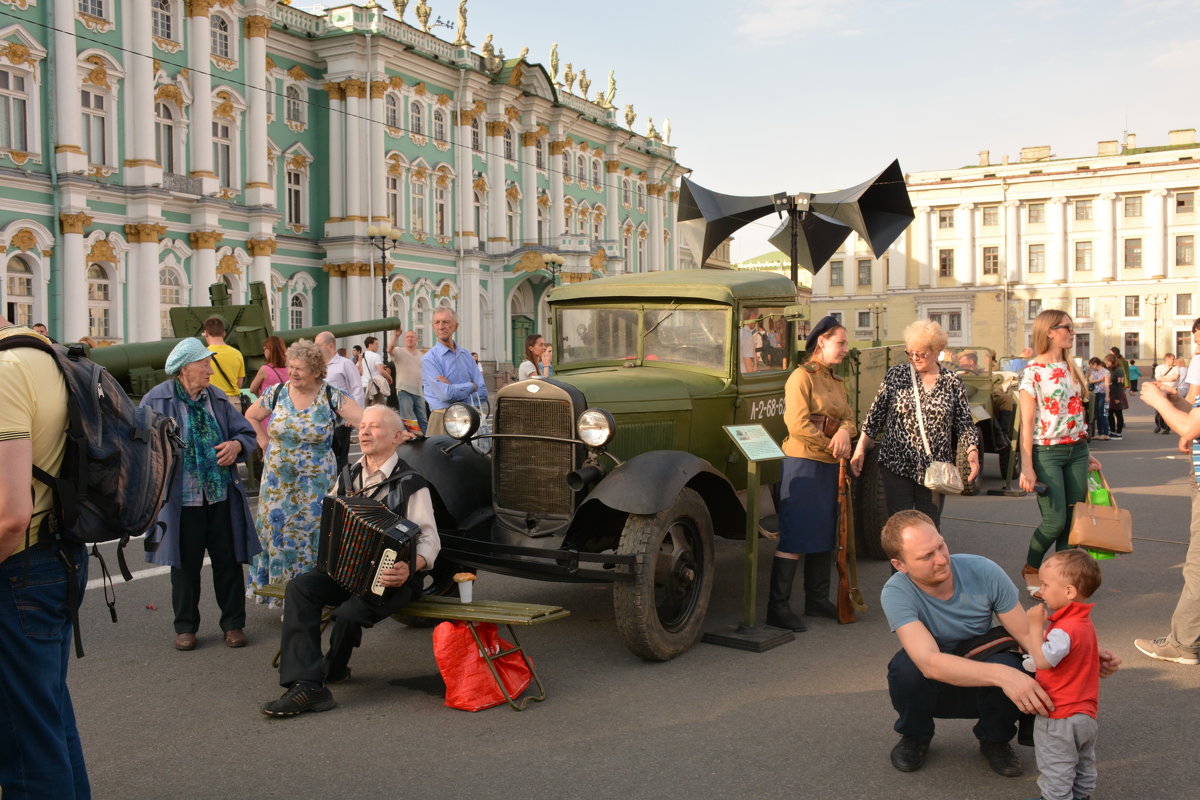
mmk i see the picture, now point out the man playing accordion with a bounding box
[262,406,440,717]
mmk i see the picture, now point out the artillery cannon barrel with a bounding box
[280,318,402,345]
[85,337,190,375]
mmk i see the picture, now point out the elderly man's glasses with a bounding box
[1050,323,1075,333]
[905,349,932,360]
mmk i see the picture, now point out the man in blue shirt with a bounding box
[879,510,1120,778]
[422,307,486,434]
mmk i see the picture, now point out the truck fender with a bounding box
[398,436,493,533]
[574,451,745,538]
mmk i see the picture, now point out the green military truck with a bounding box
[400,270,800,661]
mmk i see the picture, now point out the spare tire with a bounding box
[853,448,889,560]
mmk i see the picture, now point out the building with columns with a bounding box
[807,129,1200,364]
[0,1,686,364]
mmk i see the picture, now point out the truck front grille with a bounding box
[494,396,575,515]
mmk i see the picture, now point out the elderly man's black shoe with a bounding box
[980,740,1022,776]
[890,735,930,772]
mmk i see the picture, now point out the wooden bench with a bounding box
[252,584,569,711]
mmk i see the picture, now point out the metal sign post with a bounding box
[702,425,794,652]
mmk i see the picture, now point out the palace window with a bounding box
[152,0,173,40]
[536,138,545,169]
[385,94,399,128]
[1177,293,1193,316]
[591,158,601,186]
[857,311,871,329]
[1075,297,1091,319]
[1123,295,1139,317]
[1075,241,1092,270]
[432,109,446,143]
[155,102,176,173]
[938,249,953,277]
[0,69,29,151]
[1027,299,1041,320]
[637,233,647,270]
[473,191,485,239]
[1177,234,1195,267]
[937,208,954,229]
[1123,195,1142,217]
[981,206,999,227]
[537,203,547,244]
[506,199,517,242]
[1123,333,1139,359]
[410,102,424,136]
[211,16,231,60]
[4,255,34,328]
[470,117,481,151]
[286,166,304,227]
[434,185,448,237]
[212,118,233,188]
[828,260,843,286]
[982,246,999,275]
[593,211,603,240]
[1074,333,1090,359]
[622,227,633,269]
[86,263,112,339]
[1074,199,1092,221]
[410,177,427,233]
[562,149,572,180]
[1027,243,1045,273]
[1177,192,1195,215]
[159,267,182,338]
[81,89,109,165]
[636,182,646,210]
[289,294,306,330]
[576,153,586,180]
[386,175,402,228]
[622,178,631,206]
[503,127,514,160]
[78,0,105,17]
[1124,238,1142,268]
[1027,203,1044,224]
[285,86,304,125]
[857,258,872,285]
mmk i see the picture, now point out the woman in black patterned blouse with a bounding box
[850,320,980,527]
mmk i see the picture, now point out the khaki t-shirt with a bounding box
[207,343,245,397]
[0,327,68,552]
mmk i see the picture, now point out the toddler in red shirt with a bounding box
[1020,548,1102,800]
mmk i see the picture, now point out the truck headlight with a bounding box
[576,408,615,448]
[443,403,480,440]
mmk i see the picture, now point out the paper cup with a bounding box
[459,580,473,603]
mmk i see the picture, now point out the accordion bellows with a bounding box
[318,495,418,605]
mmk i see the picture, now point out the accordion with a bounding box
[317,495,419,606]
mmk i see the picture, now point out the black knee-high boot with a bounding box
[804,550,838,618]
[765,556,806,631]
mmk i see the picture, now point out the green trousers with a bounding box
[1028,442,1090,567]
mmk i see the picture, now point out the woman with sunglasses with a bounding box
[851,319,979,528]
[1017,310,1102,596]
[769,316,856,631]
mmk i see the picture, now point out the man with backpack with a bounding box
[0,316,91,798]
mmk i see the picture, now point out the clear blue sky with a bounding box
[332,1,1199,261]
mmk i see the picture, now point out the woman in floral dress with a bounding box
[1017,310,1102,596]
[245,339,363,603]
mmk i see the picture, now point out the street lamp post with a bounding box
[1146,293,1168,369]
[366,224,403,367]
[541,252,565,286]
[870,302,886,347]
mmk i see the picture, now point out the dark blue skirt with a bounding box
[778,457,839,554]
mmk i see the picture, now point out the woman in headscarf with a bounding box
[139,338,260,651]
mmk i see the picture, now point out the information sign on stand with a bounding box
[701,425,794,652]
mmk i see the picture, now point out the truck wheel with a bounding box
[958,436,980,496]
[854,448,889,561]
[613,488,714,662]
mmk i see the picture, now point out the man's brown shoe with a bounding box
[224,629,248,648]
[174,633,197,651]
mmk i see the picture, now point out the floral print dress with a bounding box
[1018,362,1086,445]
[247,381,346,604]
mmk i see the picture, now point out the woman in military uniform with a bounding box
[769,316,856,631]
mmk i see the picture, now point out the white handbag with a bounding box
[912,365,963,495]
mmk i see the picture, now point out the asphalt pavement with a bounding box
[67,405,1199,799]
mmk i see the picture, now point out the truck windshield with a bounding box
[556,306,729,370]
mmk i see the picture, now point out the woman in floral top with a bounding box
[1018,310,1102,595]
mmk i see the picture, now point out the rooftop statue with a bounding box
[578,69,591,99]
[454,0,469,45]
[391,0,407,22]
[550,43,559,82]
[415,0,431,33]
[624,104,636,130]
[563,62,576,93]
[604,70,617,108]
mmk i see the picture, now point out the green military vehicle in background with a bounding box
[400,269,802,661]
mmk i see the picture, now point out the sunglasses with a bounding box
[905,349,932,360]
[1050,323,1075,333]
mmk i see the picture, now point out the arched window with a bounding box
[576,154,586,182]
[593,210,603,240]
[591,159,601,186]
[286,163,305,227]
[503,127,514,160]
[473,191,485,240]
[289,293,306,330]
[0,67,29,152]
[385,94,399,128]
[386,174,402,228]
[210,16,231,59]
[285,85,303,125]
[86,262,113,339]
[432,109,446,143]
[563,198,575,234]
[622,226,633,268]
[470,117,481,151]
[410,176,427,233]
[434,184,448,237]
[81,88,109,166]
[536,138,545,169]
[4,255,34,327]
[414,294,431,347]
[212,116,233,188]
[576,206,589,236]
[151,0,174,40]
[506,199,517,242]
[155,102,175,174]
[637,182,646,209]
[637,232,647,271]
[622,178,632,206]
[159,267,182,338]
[410,101,424,136]
[562,149,572,180]
[537,200,547,245]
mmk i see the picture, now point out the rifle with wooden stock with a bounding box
[836,459,868,624]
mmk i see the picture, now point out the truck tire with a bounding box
[958,432,981,496]
[613,487,714,662]
[854,448,889,561]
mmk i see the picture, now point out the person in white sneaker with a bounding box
[1136,380,1200,665]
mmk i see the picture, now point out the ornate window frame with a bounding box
[211,86,246,195]
[151,0,182,52]
[0,26,46,166]
[282,144,312,234]
[210,11,238,71]
[77,50,124,174]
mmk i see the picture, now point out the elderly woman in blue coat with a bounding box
[140,338,260,651]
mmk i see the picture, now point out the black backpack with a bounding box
[0,333,180,654]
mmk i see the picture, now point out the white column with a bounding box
[955,203,974,284]
[134,240,159,342]
[1003,200,1021,282]
[189,234,218,304]
[550,140,566,247]
[326,266,345,325]
[914,207,931,286]
[486,121,505,250]
[664,190,676,270]
[605,158,620,243]
[187,7,215,190]
[887,238,907,290]
[346,266,365,324]
[1146,188,1168,279]
[455,112,476,248]
[1047,197,1067,284]
[1094,193,1116,282]
[244,15,272,206]
[369,83,387,225]
[327,83,345,221]
[59,215,89,343]
[124,0,158,185]
[649,185,665,270]
[53,0,86,173]
[520,132,538,245]
[343,81,365,220]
